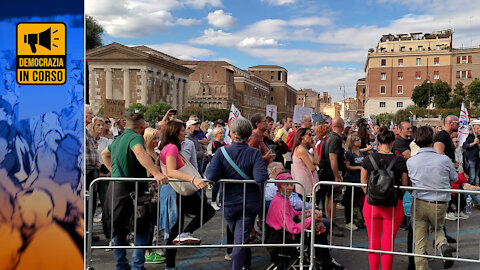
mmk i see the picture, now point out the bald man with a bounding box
[434,115,459,168]
[301,115,313,129]
[321,117,346,235]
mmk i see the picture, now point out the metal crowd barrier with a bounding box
[310,181,480,269]
[86,177,307,269]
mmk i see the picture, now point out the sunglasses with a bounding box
[104,121,111,124]
[354,139,361,142]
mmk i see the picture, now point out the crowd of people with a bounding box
[86,106,480,270]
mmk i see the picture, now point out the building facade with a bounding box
[86,43,193,114]
[451,48,480,90]
[356,78,366,117]
[339,97,358,121]
[364,31,453,116]
[248,65,297,121]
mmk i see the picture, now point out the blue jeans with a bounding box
[223,202,261,270]
[468,160,480,204]
[113,224,151,270]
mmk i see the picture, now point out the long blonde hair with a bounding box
[345,134,359,152]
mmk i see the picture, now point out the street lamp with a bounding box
[427,80,431,110]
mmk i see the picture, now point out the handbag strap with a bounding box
[220,147,249,180]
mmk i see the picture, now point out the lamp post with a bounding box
[427,79,431,110]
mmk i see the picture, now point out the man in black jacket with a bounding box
[462,124,480,186]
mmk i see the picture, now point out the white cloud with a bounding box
[289,67,364,101]
[239,47,366,66]
[289,17,332,27]
[262,0,297,5]
[143,43,215,60]
[207,10,237,29]
[86,0,221,37]
[238,37,278,47]
[176,18,202,26]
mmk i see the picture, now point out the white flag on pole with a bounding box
[458,103,470,148]
[225,103,243,145]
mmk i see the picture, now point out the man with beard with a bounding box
[393,121,413,159]
[434,115,460,168]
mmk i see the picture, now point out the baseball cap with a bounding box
[186,119,200,129]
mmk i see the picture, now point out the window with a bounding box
[270,88,274,92]
[418,46,423,51]
[434,71,439,79]
[416,58,421,66]
[456,71,461,78]
[468,56,473,64]
[397,102,403,108]
[461,71,467,79]
[468,70,472,78]
[397,85,403,94]
[400,46,406,52]
[434,57,439,65]
[398,58,403,66]
[398,72,403,80]
[462,56,467,64]
[436,45,441,50]
[270,96,274,101]
[381,59,386,66]
[457,56,461,64]
[362,100,366,107]
[381,73,386,80]
[362,88,365,94]
[380,102,386,108]
[278,71,282,81]
[270,75,274,80]
[416,71,421,80]
[380,85,386,94]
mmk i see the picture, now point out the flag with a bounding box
[367,116,374,131]
[225,103,243,145]
[228,103,243,125]
[389,120,394,131]
[458,103,470,148]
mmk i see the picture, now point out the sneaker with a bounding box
[458,212,469,220]
[445,234,457,244]
[224,252,232,261]
[439,244,455,269]
[145,250,166,264]
[445,212,457,221]
[330,258,345,270]
[172,232,201,245]
[93,212,102,223]
[344,222,358,231]
[210,201,220,211]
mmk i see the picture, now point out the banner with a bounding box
[266,104,277,123]
[104,99,126,118]
[293,105,313,124]
[458,103,470,148]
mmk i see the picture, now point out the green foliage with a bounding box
[373,113,393,125]
[447,82,466,108]
[468,80,480,107]
[432,80,451,108]
[86,15,104,51]
[411,81,431,108]
[180,106,229,122]
[96,106,104,116]
[144,103,172,124]
[127,103,148,114]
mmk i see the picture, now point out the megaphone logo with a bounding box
[24,27,52,53]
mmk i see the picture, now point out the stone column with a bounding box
[152,69,158,104]
[178,79,185,112]
[170,76,178,109]
[105,67,113,99]
[88,66,96,108]
[140,69,148,105]
[161,73,167,102]
[183,80,189,109]
[122,68,130,106]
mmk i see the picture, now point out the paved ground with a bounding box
[87,192,480,270]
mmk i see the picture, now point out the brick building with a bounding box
[364,31,453,116]
[248,65,297,120]
[451,48,480,89]
[356,78,366,117]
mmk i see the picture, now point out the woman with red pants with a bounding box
[360,127,408,270]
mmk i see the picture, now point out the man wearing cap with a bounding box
[186,119,206,175]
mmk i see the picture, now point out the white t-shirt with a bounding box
[97,137,113,164]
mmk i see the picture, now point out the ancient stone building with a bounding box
[86,43,193,114]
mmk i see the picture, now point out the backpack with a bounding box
[366,155,399,207]
[315,139,328,179]
[286,128,296,151]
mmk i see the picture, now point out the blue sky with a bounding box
[86,0,480,102]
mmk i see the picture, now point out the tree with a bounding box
[411,81,431,108]
[468,79,480,107]
[374,113,393,125]
[432,80,451,108]
[144,102,172,124]
[127,103,148,114]
[447,82,466,108]
[86,15,104,51]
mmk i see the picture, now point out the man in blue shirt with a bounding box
[407,126,457,270]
